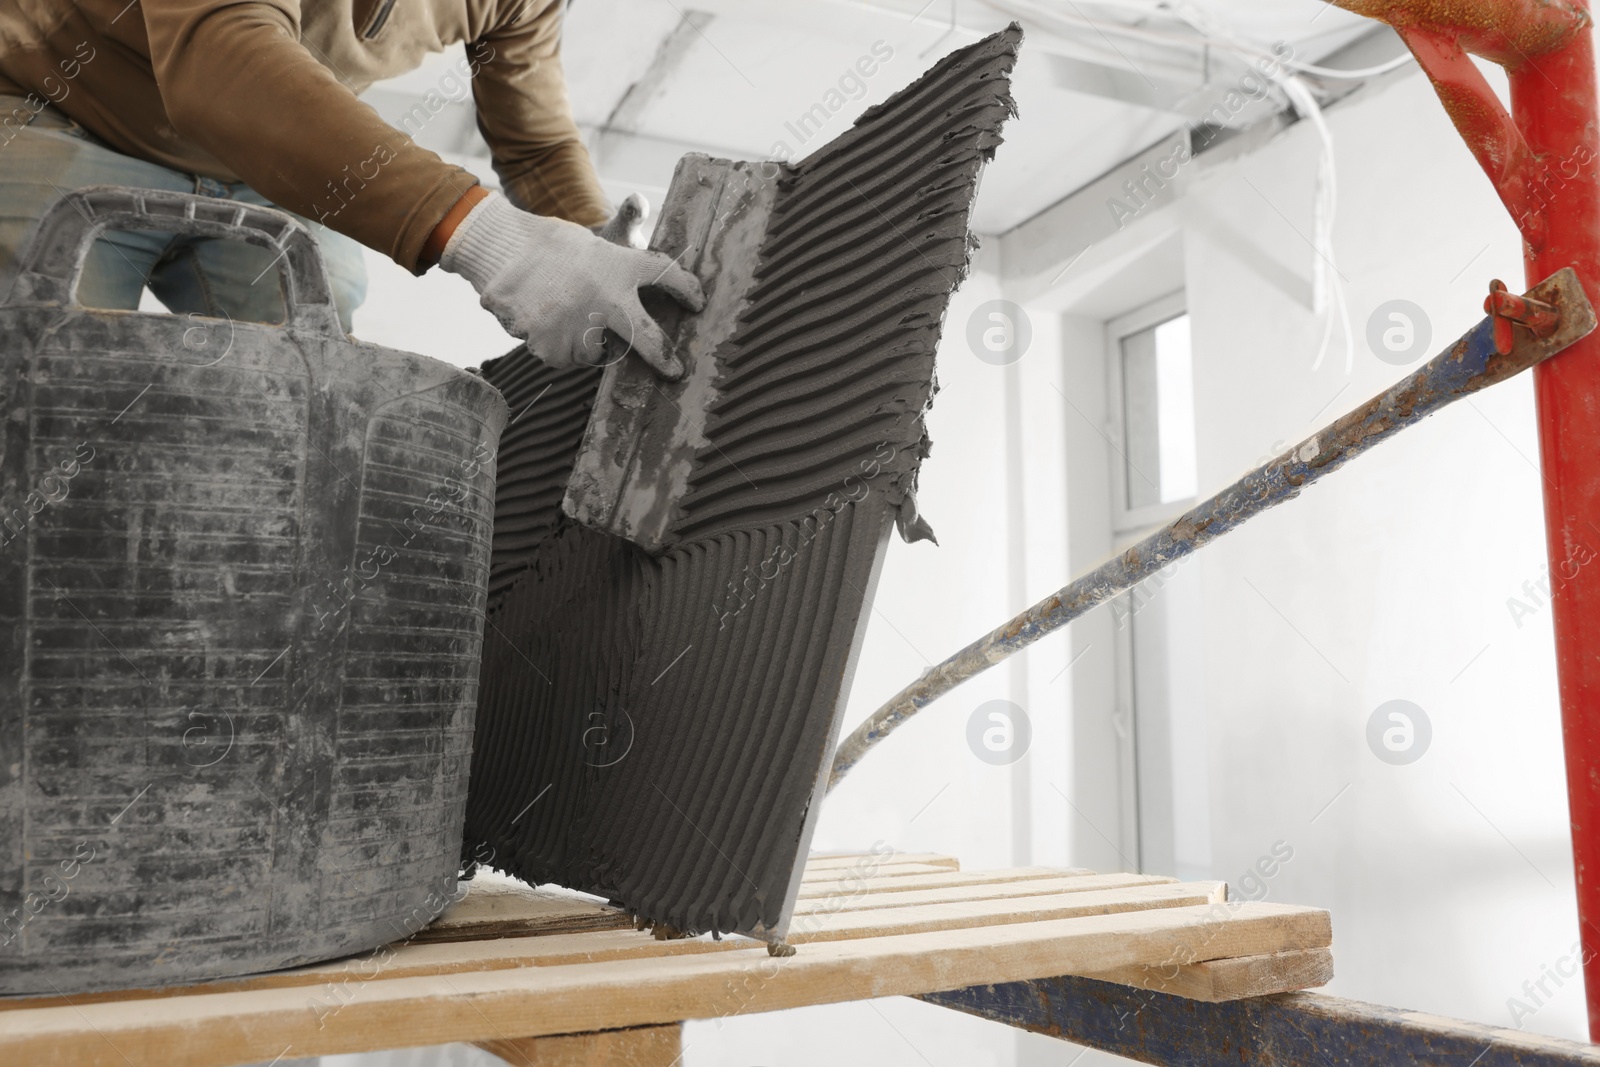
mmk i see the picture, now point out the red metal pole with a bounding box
[1338,0,1600,1036]
[1513,21,1600,1040]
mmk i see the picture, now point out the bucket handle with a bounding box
[3,185,344,337]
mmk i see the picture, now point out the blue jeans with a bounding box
[0,95,366,331]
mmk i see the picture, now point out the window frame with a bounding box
[1106,289,1197,534]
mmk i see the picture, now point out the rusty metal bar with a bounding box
[922,976,1600,1066]
[826,269,1595,792]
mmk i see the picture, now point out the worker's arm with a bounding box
[142,0,477,272]
[468,1,608,226]
[144,0,698,370]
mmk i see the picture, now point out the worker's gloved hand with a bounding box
[593,192,649,248]
[441,192,703,378]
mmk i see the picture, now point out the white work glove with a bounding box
[441,192,704,378]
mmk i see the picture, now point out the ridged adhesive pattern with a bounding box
[674,25,1021,543]
[468,25,1021,938]
[475,353,602,599]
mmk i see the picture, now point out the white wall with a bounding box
[1176,71,1579,1042]
[1001,63,1579,1052]
[1184,70,1580,1036]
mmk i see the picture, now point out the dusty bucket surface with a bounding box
[0,188,507,994]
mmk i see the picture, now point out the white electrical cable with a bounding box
[1163,0,1353,371]
[1284,52,1415,80]
[897,0,1364,373]
[1280,76,1354,374]
[829,0,1414,82]
[978,0,1413,80]
[1163,0,1413,80]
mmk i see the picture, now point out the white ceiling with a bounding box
[366,0,1392,234]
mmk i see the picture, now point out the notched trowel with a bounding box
[562,156,779,551]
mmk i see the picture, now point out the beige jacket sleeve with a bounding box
[140,0,600,272]
[470,2,608,228]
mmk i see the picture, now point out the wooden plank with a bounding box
[0,883,1233,1013]
[420,865,1105,942]
[802,853,960,872]
[0,929,734,1011]
[415,878,631,944]
[0,903,1331,1066]
[797,866,1092,898]
[799,862,953,882]
[1082,947,1334,1002]
[792,883,1228,942]
[424,864,1106,943]
[476,1025,682,1067]
[793,872,1177,914]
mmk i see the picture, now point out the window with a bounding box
[1110,294,1198,530]
[1106,291,1211,879]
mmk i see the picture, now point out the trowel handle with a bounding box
[3,185,345,337]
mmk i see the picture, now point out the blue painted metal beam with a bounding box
[922,976,1600,1066]
[828,267,1598,791]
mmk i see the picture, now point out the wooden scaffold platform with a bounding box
[0,851,1333,1065]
